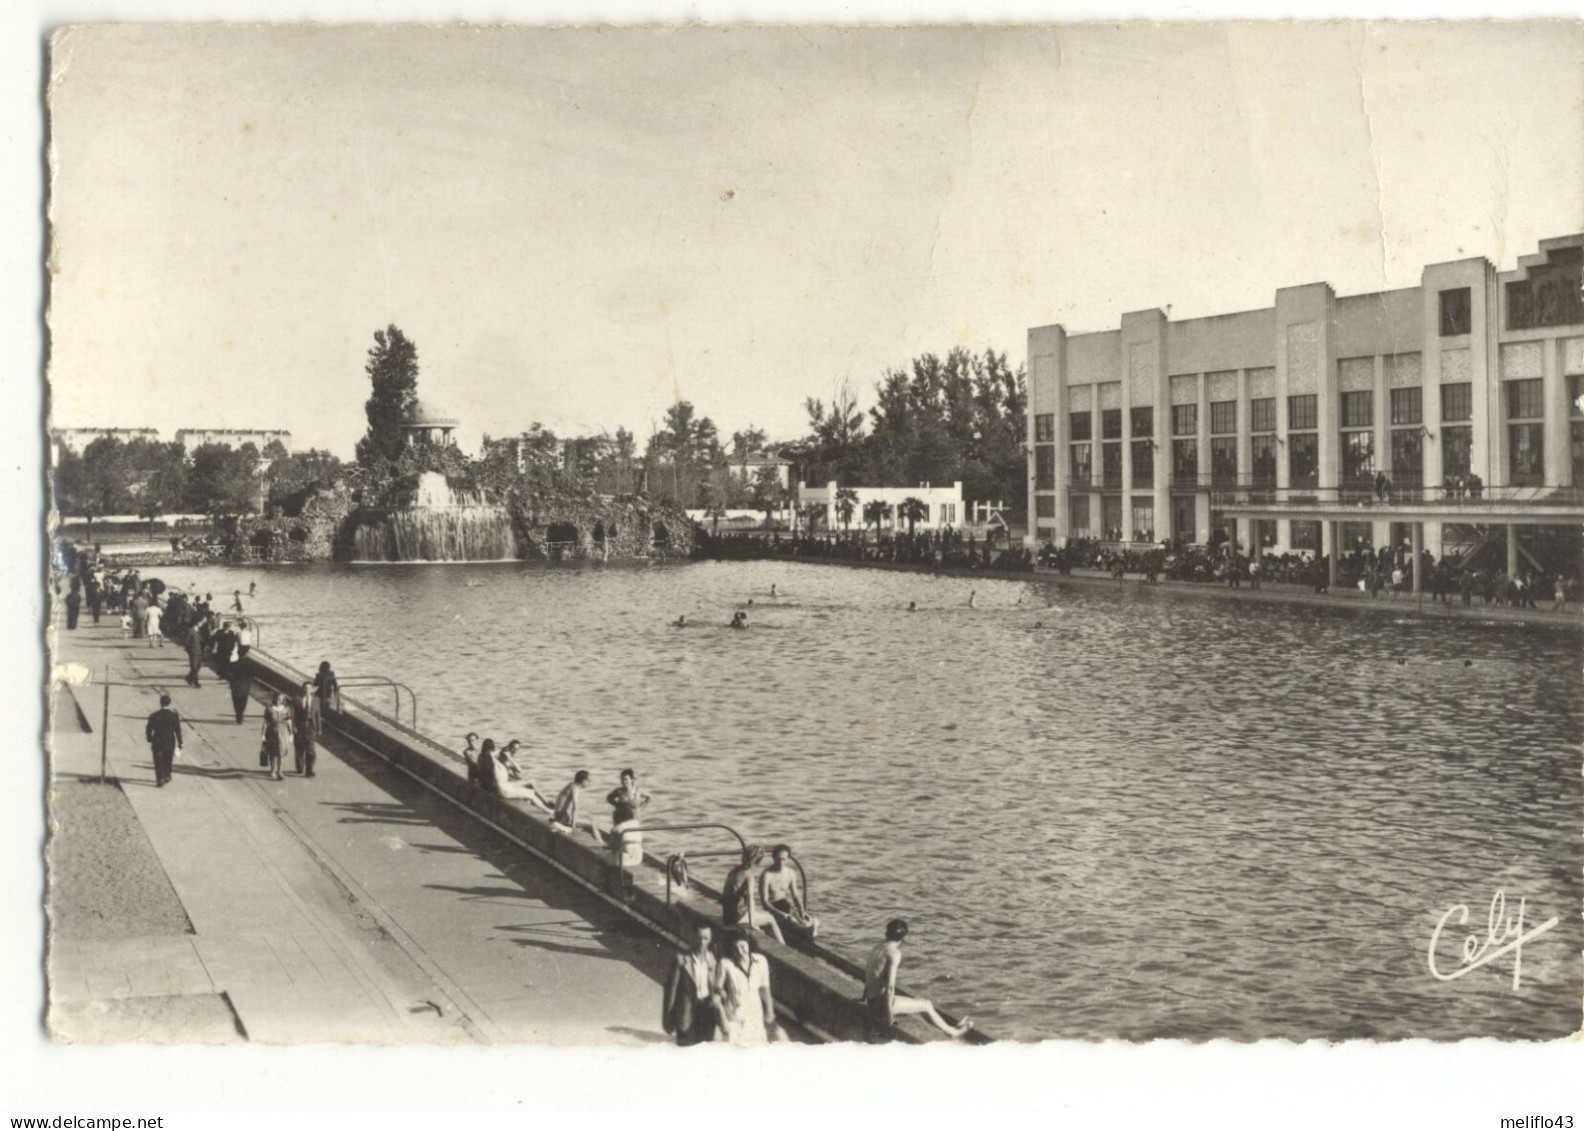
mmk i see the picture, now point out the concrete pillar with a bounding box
[1507,524,1519,576]
[1373,355,1389,488]
[1544,337,1569,488]
[1411,523,1423,595]
[1327,521,1339,588]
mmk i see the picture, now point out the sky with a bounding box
[45,22,1584,458]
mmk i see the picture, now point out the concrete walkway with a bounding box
[48,617,674,1046]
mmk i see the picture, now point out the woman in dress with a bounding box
[712,931,777,1046]
[261,691,293,781]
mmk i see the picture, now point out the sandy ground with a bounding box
[48,775,193,941]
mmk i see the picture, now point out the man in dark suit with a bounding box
[145,694,184,787]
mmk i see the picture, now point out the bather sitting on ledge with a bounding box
[475,738,554,813]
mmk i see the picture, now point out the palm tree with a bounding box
[897,496,928,537]
[835,486,859,534]
[862,498,892,539]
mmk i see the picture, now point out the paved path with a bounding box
[49,618,674,1046]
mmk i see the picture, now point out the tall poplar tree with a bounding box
[355,325,420,471]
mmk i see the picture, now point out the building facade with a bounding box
[798,480,964,533]
[175,427,293,453]
[50,426,160,454]
[1027,235,1584,574]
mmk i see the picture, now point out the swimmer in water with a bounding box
[673,615,686,628]
[907,601,917,612]
[729,611,748,629]
[968,591,976,608]
[770,584,777,598]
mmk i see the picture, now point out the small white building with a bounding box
[730,452,792,490]
[797,480,964,533]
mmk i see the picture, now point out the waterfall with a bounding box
[347,472,517,562]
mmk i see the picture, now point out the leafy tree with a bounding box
[897,495,928,537]
[124,439,188,531]
[355,325,420,472]
[647,400,723,507]
[267,448,345,515]
[53,436,131,540]
[186,443,259,517]
[751,464,786,527]
[803,379,866,485]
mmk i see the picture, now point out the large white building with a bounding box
[1026,234,1584,584]
[798,480,964,533]
[175,427,293,453]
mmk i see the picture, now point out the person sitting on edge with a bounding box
[861,918,972,1040]
[760,844,818,938]
[462,732,482,786]
[498,740,555,812]
[476,739,554,812]
[551,771,604,843]
[722,845,785,943]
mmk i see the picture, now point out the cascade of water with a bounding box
[348,472,517,562]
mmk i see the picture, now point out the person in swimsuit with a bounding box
[722,845,784,943]
[551,771,604,843]
[861,918,972,1041]
[759,844,818,938]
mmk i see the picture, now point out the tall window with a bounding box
[1101,496,1123,542]
[1131,439,1154,484]
[1035,445,1055,490]
[1068,444,1091,487]
[1289,433,1319,488]
[1391,429,1422,485]
[1171,404,1198,436]
[1441,383,1472,422]
[1130,498,1155,543]
[1172,438,1199,485]
[1172,496,1195,541]
[1442,426,1472,480]
[1035,495,1055,518]
[1342,432,1375,484]
[1069,495,1091,537]
[1250,398,1276,433]
[1070,411,1092,441]
[1101,441,1123,487]
[1507,378,1545,485]
[1439,287,1472,336]
[1034,413,1055,443]
[1211,437,1237,485]
[1290,521,1320,551]
[1390,387,1422,426]
[1209,401,1237,436]
[1288,395,1318,487]
[1251,434,1278,485]
[1102,409,1122,440]
[1572,375,1584,486]
[1131,406,1154,437]
[1340,391,1373,429]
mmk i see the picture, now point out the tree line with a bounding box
[53,435,346,537]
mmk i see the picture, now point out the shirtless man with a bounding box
[551,770,604,843]
[759,844,818,938]
[861,919,972,1040]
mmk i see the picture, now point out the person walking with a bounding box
[261,691,293,780]
[87,579,103,625]
[711,931,777,1046]
[291,680,320,777]
[662,923,719,1046]
[144,598,165,646]
[64,581,81,630]
[130,589,147,639]
[183,622,204,688]
[227,660,252,726]
[144,694,184,787]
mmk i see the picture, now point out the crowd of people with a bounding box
[457,728,968,1045]
[1038,535,1578,610]
[700,528,1037,573]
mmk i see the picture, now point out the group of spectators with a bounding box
[1037,534,1578,610]
[701,528,1037,573]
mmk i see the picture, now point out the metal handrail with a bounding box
[613,822,753,926]
[336,675,418,728]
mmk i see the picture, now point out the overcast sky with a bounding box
[46,22,1584,457]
